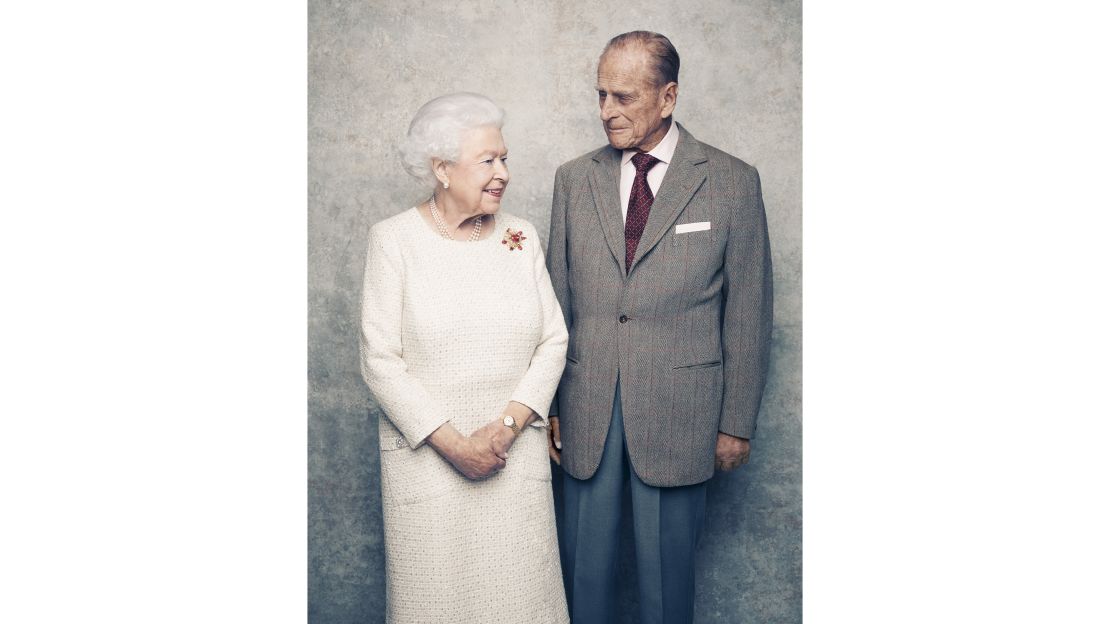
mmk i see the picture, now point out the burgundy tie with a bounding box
[624,153,660,272]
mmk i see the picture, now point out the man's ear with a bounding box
[661,82,678,118]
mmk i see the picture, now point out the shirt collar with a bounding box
[621,120,680,166]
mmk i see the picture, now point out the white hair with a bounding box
[400,92,505,187]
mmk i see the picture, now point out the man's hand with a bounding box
[548,416,562,465]
[715,432,751,471]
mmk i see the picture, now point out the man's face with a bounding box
[596,46,676,152]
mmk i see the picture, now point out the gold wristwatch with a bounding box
[502,415,522,435]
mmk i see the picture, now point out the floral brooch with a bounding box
[501,228,526,251]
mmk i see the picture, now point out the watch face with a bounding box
[503,416,514,427]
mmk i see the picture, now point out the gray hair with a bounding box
[400,92,505,186]
[602,31,680,87]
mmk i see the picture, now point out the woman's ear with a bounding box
[432,158,450,189]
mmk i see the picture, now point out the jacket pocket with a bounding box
[673,360,722,370]
[378,418,457,506]
[516,425,554,483]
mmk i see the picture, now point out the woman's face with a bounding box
[441,125,509,215]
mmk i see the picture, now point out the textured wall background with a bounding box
[308,1,801,622]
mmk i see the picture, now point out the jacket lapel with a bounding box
[629,124,708,273]
[587,146,628,275]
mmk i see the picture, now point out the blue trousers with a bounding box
[560,381,708,624]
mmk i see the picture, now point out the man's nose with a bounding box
[600,96,617,120]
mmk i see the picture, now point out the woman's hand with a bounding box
[427,424,506,480]
[448,436,507,480]
[472,418,516,458]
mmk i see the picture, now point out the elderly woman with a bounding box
[359,92,570,623]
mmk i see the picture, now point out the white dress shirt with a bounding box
[619,120,680,223]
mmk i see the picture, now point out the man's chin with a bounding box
[606,136,631,150]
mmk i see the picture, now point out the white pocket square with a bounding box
[675,221,711,234]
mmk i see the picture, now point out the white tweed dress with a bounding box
[359,208,570,624]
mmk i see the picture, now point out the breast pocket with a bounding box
[671,226,722,281]
[672,226,719,248]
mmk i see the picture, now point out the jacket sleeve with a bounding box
[359,225,451,449]
[508,225,569,426]
[719,166,774,439]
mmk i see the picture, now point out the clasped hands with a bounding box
[431,416,520,480]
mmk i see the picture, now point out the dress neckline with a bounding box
[408,206,502,245]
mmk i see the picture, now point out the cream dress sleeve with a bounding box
[358,223,451,449]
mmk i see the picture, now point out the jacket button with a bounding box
[619,315,629,323]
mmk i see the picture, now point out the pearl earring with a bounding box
[443,180,449,189]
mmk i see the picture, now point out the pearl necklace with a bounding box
[429,195,482,242]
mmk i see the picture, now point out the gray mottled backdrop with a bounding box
[309,1,801,622]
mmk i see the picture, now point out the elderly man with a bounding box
[546,31,773,624]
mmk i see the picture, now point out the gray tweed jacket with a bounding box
[546,123,773,487]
